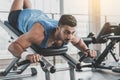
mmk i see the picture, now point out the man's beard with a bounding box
[64,39,70,44]
[57,33,70,44]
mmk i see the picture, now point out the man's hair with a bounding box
[58,14,77,27]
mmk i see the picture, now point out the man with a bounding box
[8,0,96,63]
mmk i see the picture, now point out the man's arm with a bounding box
[8,34,32,58]
[72,37,88,52]
[71,37,96,58]
[8,23,44,62]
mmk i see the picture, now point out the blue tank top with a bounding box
[18,9,58,48]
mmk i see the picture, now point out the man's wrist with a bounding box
[21,52,33,60]
[84,49,90,56]
[85,49,90,52]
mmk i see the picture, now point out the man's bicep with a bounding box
[15,34,32,49]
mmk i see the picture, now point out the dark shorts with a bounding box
[8,10,22,28]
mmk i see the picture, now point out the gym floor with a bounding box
[2,63,120,80]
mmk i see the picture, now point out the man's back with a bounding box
[18,9,58,33]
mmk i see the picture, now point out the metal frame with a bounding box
[78,22,120,72]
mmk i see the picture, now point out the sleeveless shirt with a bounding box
[18,9,58,48]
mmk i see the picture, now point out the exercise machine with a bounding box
[3,19,120,80]
[0,20,83,80]
[77,22,120,73]
[0,20,38,79]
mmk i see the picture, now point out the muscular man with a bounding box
[8,0,96,63]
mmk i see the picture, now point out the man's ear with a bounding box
[56,27,60,31]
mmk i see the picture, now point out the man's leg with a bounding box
[10,0,24,11]
[23,0,32,9]
[10,0,32,12]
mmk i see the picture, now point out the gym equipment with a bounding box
[0,20,39,79]
[0,20,82,80]
[0,20,58,80]
[0,67,37,80]
[77,22,120,73]
[82,22,120,44]
[2,19,120,80]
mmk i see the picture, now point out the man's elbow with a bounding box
[8,43,21,58]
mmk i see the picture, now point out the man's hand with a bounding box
[85,49,96,58]
[26,54,41,63]
[88,50,96,58]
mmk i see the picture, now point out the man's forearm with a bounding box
[74,38,89,52]
[8,41,25,58]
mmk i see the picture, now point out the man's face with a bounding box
[57,25,76,44]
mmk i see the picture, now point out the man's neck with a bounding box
[52,28,58,41]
